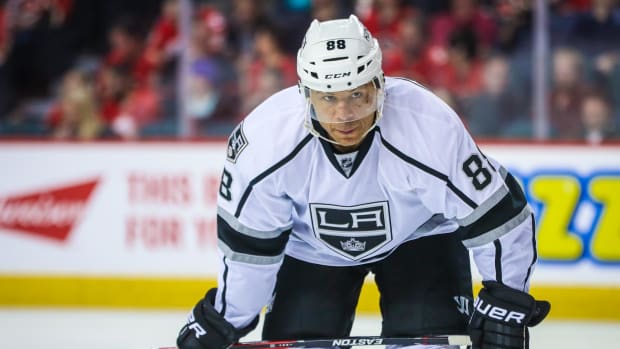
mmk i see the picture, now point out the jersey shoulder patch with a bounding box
[226,121,249,163]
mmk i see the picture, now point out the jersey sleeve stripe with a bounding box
[379,134,478,209]
[461,205,531,248]
[218,215,290,258]
[494,240,503,284]
[218,240,285,265]
[235,134,314,218]
[522,213,537,290]
[220,256,229,316]
[457,185,509,227]
[218,207,292,239]
[459,172,529,247]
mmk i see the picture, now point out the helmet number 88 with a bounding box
[326,40,346,50]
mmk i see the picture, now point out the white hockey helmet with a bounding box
[297,14,383,93]
[297,15,385,143]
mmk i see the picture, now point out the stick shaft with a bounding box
[157,335,471,349]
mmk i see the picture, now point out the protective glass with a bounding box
[307,83,381,124]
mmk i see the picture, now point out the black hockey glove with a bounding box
[468,281,550,349]
[177,288,259,349]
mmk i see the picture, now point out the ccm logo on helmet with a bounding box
[325,72,351,79]
[474,298,526,324]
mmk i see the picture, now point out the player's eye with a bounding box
[351,91,364,99]
[322,95,336,103]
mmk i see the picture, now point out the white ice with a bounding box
[0,308,618,349]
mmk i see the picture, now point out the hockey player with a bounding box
[177,15,550,349]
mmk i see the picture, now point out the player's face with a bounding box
[309,83,377,151]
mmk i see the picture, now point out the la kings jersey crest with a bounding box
[309,201,392,260]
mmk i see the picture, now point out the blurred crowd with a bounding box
[0,0,619,143]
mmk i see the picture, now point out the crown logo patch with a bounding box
[340,237,366,252]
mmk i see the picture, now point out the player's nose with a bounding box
[332,101,357,122]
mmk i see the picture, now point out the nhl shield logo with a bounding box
[309,201,392,260]
[227,122,248,163]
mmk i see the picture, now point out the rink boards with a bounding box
[0,141,619,320]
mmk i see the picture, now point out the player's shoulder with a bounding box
[225,86,312,174]
[384,77,462,126]
[378,77,467,167]
[382,77,464,136]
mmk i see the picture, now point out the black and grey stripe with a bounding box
[217,214,291,264]
[460,172,530,248]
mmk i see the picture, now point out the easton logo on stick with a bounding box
[332,338,384,346]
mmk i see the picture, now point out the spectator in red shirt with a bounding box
[381,12,434,84]
[428,0,497,58]
[430,27,484,99]
[141,0,180,77]
[103,17,151,85]
[359,0,417,52]
[95,64,132,126]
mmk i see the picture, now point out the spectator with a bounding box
[580,89,617,144]
[381,12,434,84]
[187,60,220,121]
[227,0,270,63]
[95,64,132,127]
[240,22,297,116]
[47,69,104,139]
[430,27,484,99]
[188,5,239,136]
[3,0,77,103]
[311,0,349,21]
[568,0,620,58]
[549,47,588,139]
[462,54,528,138]
[568,0,620,102]
[428,0,497,57]
[141,0,180,80]
[103,17,149,82]
[358,0,415,51]
[111,76,162,139]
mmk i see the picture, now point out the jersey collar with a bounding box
[312,119,376,178]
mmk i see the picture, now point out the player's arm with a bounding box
[444,124,550,349]
[178,124,293,349]
[177,214,289,349]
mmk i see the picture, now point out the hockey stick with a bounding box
[157,334,471,349]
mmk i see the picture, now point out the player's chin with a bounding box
[334,134,363,147]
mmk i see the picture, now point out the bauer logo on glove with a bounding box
[186,312,207,339]
[473,297,527,324]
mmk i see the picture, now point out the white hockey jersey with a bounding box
[214,77,537,328]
